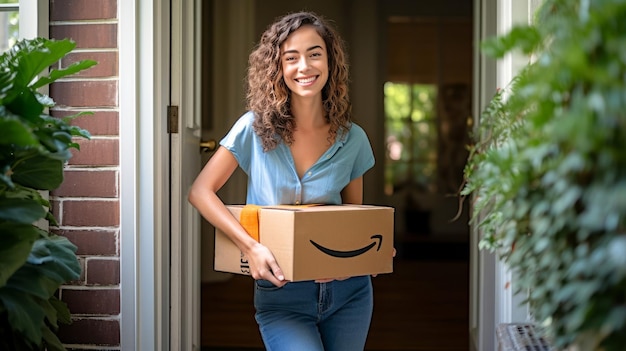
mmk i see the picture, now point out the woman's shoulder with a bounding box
[228,111,256,133]
[345,121,369,141]
[236,110,256,125]
[222,111,257,145]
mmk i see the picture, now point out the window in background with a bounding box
[0,0,19,52]
[384,82,438,196]
[384,15,472,235]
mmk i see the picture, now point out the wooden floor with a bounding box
[201,238,470,351]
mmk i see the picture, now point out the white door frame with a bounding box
[169,0,202,349]
[119,0,171,350]
[470,3,498,350]
[470,1,534,350]
[119,1,255,350]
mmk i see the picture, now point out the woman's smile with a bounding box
[295,75,319,85]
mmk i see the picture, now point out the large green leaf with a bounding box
[0,36,93,351]
[11,151,64,190]
[0,235,80,348]
[0,197,46,224]
[5,88,43,121]
[6,265,59,301]
[6,237,79,300]
[0,223,38,287]
[49,296,71,325]
[0,165,15,188]
[3,184,50,207]
[0,289,45,346]
[34,91,55,108]
[32,59,98,89]
[6,38,76,91]
[0,69,16,104]
[0,116,38,147]
[41,325,66,351]
[35,131,72,154]
[27,236,80,283]
[60,111,93,139]
[38,297,72,351]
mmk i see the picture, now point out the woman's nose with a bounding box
[298,57,310,71]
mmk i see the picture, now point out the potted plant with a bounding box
[0,38,96,350]
[461,0,626,350]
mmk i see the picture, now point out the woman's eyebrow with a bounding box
[282,45,323,56]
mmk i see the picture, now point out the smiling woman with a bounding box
[188,11,380,351]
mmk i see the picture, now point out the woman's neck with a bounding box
[290,95,326,130]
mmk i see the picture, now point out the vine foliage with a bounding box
[462,0,626,349]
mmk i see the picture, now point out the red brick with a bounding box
[62,200,119,227]
[69,139,119,166]
[53,229,117,256]
[52,170,117,198]
[50,24,117,49]
[62,51,118,78]
[62,288,120,315]
[86,258,120,285]
[51,0,117,21]
[58,318,120,346]
[68,257,86,285]
[51,110,119,136]
[50,81,118,108]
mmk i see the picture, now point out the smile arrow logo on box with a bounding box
[309,234,383,258]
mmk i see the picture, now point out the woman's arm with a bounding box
[341,176,363,204]
[188,146,287,286]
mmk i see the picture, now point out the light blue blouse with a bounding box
[220,111,375,206]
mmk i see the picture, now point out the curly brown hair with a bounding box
[246,11,352,151]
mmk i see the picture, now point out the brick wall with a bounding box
[48,0,121,349]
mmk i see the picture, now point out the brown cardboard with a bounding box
[214,204,395,281]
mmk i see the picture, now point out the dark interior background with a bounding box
[201,1,473,350]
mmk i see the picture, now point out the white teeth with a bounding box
[297,77,316,84]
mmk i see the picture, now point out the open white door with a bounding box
[199,0,256,284]
[170,0,256,349]
[170,0,202,349]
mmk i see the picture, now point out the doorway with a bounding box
[197,1,472,350]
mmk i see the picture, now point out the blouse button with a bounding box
[307,171,312,176]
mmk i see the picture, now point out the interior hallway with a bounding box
[201,236,470,351]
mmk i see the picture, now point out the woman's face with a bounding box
[280,25,329,100]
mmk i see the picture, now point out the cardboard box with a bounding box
[214,204,395,281]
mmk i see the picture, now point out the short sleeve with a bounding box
[347,123,375,180]
[219,111,257,174]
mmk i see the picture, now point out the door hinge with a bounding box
[167,105,179,134]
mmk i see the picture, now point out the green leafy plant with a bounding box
[462,0,626,350]
[0,38,96,350]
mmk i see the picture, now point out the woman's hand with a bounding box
[246,242,288,287]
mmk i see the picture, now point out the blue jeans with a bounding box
[254,276,373,351]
